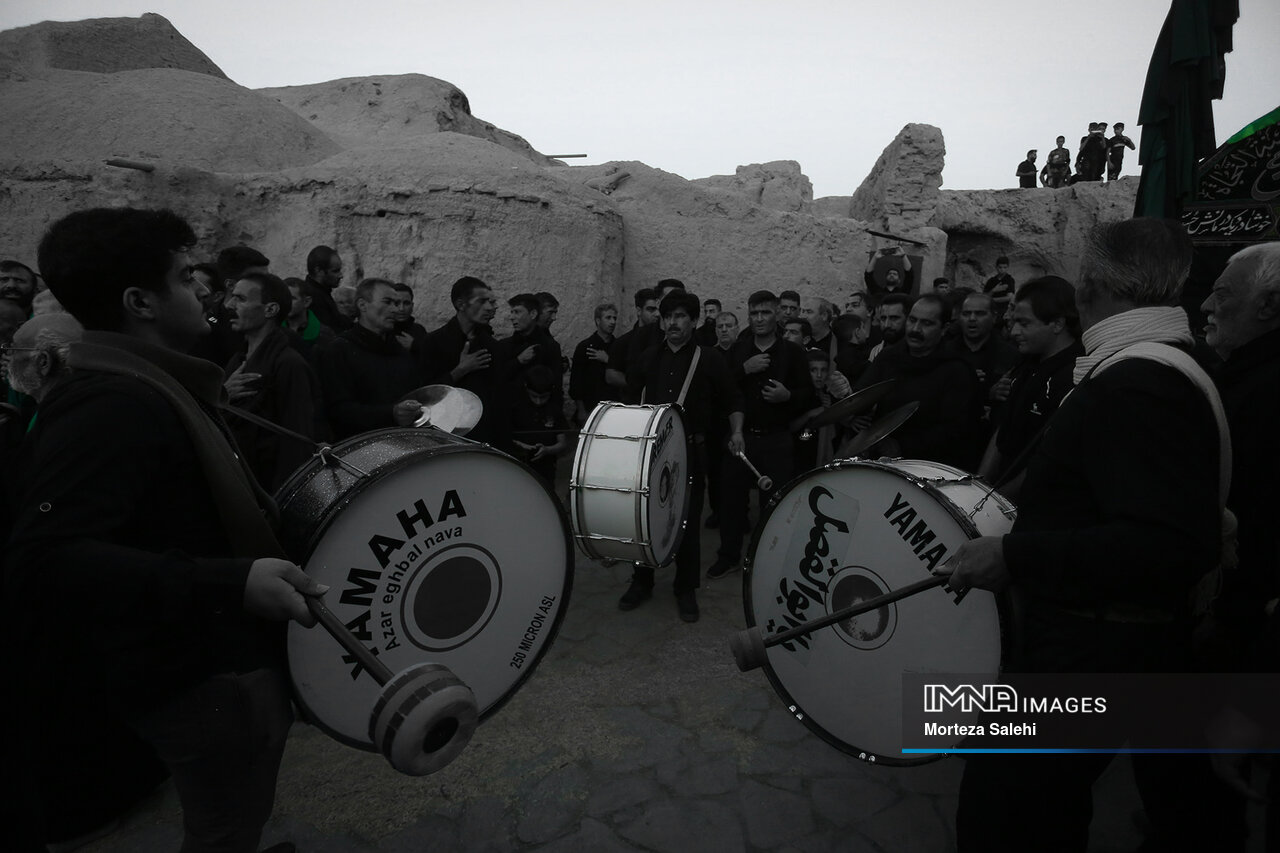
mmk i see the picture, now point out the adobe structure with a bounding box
[0,13,1137,345]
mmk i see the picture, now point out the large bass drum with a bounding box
[744,458,1013,765]
[570,402,690,567]
[276,428,572,753]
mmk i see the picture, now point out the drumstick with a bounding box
[305,593,395,684]
[730,575,950,672]
[735,451,773,491]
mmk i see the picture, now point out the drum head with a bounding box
[744,460,1006,765]
[644,406,690,567]
[288,446,571,750]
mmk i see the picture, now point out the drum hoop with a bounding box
[279,427,575,747]
[740,457,1013,766]
[644,403,693,567]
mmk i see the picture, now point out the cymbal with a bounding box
[836,401,919,458]
[399,385,483,435]
[808,379,898,428]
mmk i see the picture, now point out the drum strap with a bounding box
[641,346,701,408]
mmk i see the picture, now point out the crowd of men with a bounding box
[1017,121,1137,188]
[1,207,1277,852]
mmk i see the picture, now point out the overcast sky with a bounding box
[3,0,1277,198]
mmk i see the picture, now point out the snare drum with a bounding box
[277,428,572,753]
[570,402,690,566]
[744,458,1014,765]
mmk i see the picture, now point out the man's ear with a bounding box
[1257,289,1280,323]
[121,286,158,322]
[265,302,279,319]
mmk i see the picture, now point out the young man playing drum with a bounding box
[621,290,742,621]
[5,208,324,852]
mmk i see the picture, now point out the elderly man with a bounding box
[5,207,322,851]
[1201,239,1280,853]
[2,313,83,461]
[942,218,1226,852]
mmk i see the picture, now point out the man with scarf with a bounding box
[4,208,324,852]
[940,218,1227,852]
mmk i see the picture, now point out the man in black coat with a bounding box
[5,207,322,851]
[942,218,1227,853]
[315,277,424,440]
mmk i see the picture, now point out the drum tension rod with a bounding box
[730,575,954,673]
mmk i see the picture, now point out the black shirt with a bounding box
[994,342,1084,478]
[725,334,812,432]
[569,331,614,412]
[633,341,742,437]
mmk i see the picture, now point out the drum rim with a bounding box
[741,457,1013,766]
[279,427,575,751]
[569,401,694,568]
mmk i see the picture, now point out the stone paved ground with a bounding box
[83,463,1262,852]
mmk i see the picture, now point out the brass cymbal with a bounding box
[836,401,919,458]
[808,379,898,428]
[399,385,483,435]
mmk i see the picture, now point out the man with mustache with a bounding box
[850,293,982,468]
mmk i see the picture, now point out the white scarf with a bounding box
[1072,306,1193,385]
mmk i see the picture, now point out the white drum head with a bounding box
[745,460,1007,765]
[288,449,570,749]
[643,407,689,567]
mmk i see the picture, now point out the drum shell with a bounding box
[744,458,1014,765]
[277,428,572,751]
[570,402,690,566]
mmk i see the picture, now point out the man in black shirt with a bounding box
[421,276,510,449]
[302,245,351,332]
[695,298,721,346]
[979,276,1083,495]
[622,291,742,618]
[983,256,1016,319]
[570,302,618,424]
[502,292,563,393]
[707,290,812,580]
[1106,122,1136,181]
[1016,150,1038,188]
[605,287,661,403]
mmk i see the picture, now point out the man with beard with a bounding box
[868,293,911,361]
[421,276,510,449]
[0,260,38,314]
[978,276,1083,496]
[315,277,424,439]
[707,290,811,580]
[851,294,981,468]
[1200,243,1280,844]
[302,245,350,332]
[623,290,742,617]
[223,272,325,490]
[570,302,618,425]
[605,287,660,404]
[1016,150,1038,188]
[864,247,915,298]
[695,298,721,346]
